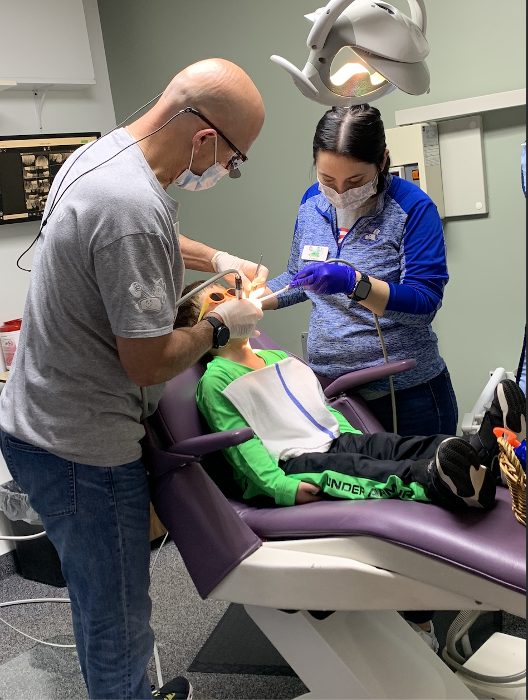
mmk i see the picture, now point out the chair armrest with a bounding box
[324,359,417,399]
[167,429,254,457]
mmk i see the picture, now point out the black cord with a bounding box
[17,90,166,272]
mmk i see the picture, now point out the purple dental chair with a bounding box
[142,333,526,700]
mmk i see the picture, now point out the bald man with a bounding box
[0,60,266,700]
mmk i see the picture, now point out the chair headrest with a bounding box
[157,363,207,444]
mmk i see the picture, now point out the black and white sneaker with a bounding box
[490,379,526,441]
[153,676,193,700]
[429,437,496,510]
[470,380,527,473]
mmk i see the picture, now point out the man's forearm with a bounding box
[179,234,217,272]
[117,321,216,387]
[153,322,217,383]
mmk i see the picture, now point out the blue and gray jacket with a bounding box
[268,175,449,392]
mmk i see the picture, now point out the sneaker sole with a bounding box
[436,438,496,509]
[153,682,193,700]
[497,381,526,442]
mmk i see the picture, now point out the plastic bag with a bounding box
[0,480,41,525]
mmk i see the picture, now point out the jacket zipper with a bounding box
[330,207,379,258]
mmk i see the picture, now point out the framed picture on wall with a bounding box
[0,132,100,225]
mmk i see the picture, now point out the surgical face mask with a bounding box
[319,174,379,209]
[174,136,229,192]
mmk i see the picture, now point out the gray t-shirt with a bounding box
[0,129,184,467]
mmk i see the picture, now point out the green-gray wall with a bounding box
[97,0,526,425]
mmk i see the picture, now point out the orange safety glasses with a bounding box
[197,289,238,323]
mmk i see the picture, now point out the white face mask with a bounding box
[174,136,229,192]
[319,174,379,209]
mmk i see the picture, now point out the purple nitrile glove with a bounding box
[289,263,357,296]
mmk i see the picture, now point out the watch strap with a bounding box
[204,316,222,331]
[204,316,222,348]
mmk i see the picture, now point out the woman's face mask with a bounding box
[319,174,379,209]
[174,135,229,192]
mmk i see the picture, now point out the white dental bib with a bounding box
[222,356,340,462]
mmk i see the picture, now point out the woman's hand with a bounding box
[295,481,323,505]
[290,262,391,316]
[289,263,356,296]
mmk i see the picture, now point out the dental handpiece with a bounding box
[235,274,243,300]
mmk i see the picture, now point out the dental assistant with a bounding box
[265,105,458,438]
[0,60,265,700]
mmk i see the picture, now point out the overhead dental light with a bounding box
[271,0,430,107]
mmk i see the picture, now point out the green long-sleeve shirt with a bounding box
[196,350,361,506]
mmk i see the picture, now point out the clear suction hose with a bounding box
[140,269,242,421]
[442,610,526,684]
[326,259,398,434]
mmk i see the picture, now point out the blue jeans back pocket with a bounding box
[3,435,76,518]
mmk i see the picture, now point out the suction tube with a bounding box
[443,611,526,684]
[326,259,398,435]
[140,269,242,421]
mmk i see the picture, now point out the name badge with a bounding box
[302,245,329,262]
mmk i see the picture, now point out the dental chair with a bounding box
[143,333,526,700]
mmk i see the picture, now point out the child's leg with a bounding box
[283,434,496,509]
[328,432,446,462]
[327,433,497,509]
[282,433,441,504]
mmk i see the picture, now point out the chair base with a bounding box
[456,633,526,700]
[245,606,477,700]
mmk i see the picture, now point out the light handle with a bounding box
[307,0,357,51]
[408,0,427,35]
[307,0,427,53]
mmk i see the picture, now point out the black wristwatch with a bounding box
[350,273,372,302]
[204,316,231,349]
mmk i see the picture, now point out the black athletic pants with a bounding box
[282,432,451,505]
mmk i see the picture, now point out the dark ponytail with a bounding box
[313,104,390,193]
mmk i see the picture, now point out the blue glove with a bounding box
[289,263,357,296]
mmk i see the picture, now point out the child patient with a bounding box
[176,282,527,510]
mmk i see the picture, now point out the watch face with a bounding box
[355,280,371,301]
[217,326,231,348]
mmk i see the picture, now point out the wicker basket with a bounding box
[497,437,526,527]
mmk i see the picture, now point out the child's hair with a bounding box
[173,280,225,330]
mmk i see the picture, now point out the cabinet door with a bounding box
[0,0,95,88]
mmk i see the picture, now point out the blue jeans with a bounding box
[0,430,154,700]
[366,370,459,437]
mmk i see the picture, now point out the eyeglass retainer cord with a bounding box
[17,96,232,272]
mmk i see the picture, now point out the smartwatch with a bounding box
[350,273,372,302]
[204,316,231,349]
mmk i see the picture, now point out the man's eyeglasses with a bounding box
[181,107,248,173]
